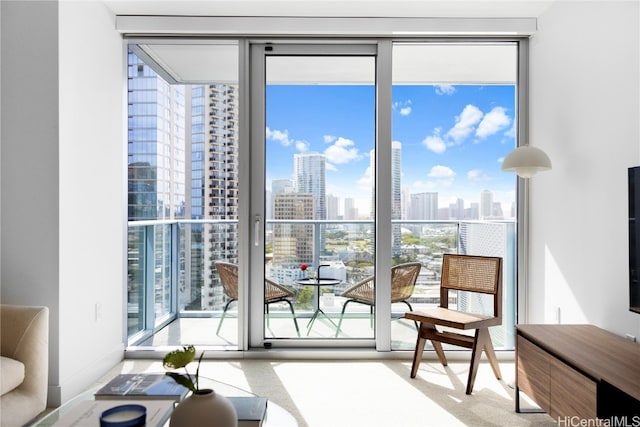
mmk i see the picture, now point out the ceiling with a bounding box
[113,0,549,84]
[104,0,557,18]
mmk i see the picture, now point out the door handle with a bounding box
[254,215,261,246]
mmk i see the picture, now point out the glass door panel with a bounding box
[390,43,518,350]
[263,48,376,340]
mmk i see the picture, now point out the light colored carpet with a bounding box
[94,359,556,427]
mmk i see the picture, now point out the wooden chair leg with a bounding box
[411,322,448,378]
[465,327,500,394]
[482,328,502,380]
[410,334,427,378]
[432,340,447,367]
[418,322,448,366]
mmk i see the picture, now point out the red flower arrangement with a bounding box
[300,263,308,271]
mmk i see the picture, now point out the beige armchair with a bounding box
[1,305,49,427]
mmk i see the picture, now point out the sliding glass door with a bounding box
[250,44,379,346]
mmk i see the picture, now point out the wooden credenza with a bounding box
[516,324,640,420]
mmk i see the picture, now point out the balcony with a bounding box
[127,219,516,351]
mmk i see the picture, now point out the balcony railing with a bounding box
[127,219,516,349]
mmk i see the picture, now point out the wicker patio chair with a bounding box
[404,254,503,394]
[335,262,422,337]
[215,261,300,336]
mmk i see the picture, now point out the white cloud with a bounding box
[266,127,292,146]
[423,129,447,154]
[428,165,455,179]
[393,100,412,116]
[325,162,338,172]
[295,140,310,152]
[324,136,361,164]
[435,85,456,96]
[411,166,456,192]
[476,106,511,139]
[504,122,516,139]
[357,165,372,188]
[324,135,337,143]
[467,169,491,183]
[446,104,484,143]
[266,127,310,151]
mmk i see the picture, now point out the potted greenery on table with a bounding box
[163,345,237,427]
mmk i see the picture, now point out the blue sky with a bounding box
[266,84,517,216]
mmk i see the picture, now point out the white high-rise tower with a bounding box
[294,152,326,220]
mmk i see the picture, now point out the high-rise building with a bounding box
[293,153,326,220]
[272,179,294,195]
[450,198,465,220]
[401,185,411,220]
[480,190,494,220]
[470,202,480,220]
[128,53,186,221]
[492,202,504,219]
[344,197,356,220]
[272,193,314,273]
[327,194,340,220]
[186,83,239,310]
[410,192,439,220]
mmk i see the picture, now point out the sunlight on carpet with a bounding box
[105,359,557,427]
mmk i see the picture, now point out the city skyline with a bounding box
[266,84,517,217]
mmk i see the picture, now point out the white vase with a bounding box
[169,388,238,427]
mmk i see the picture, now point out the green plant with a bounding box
[162,345,204,393]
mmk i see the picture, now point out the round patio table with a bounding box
[294,278,341,335]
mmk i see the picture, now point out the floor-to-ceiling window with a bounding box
[389,42,518,350]
[126,42,241,347]
[125,37,523,352]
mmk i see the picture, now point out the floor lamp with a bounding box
[502,145,552,324]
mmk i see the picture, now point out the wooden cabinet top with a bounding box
[516,324,640,402]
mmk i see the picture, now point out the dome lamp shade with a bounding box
[501,145,552,178]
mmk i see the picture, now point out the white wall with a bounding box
[1,0,126,405]
[1,0,62,404]
[528,1,640,338]
[57,1,126,404]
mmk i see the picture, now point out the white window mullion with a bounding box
[375,40,393,352]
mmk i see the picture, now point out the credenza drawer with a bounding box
[517,333,597,419]
[517,335,551,413]
[550,357,597,419]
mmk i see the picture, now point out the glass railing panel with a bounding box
[387,222,458,349]
[176,220,240,346]
[179,221,239,313]
[127,226,146,336]
[264,220,376,339]
[389,220,516,350]
[130,219,515,348]
[154,224,173,323]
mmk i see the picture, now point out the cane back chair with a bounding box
[404,254,503,394]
